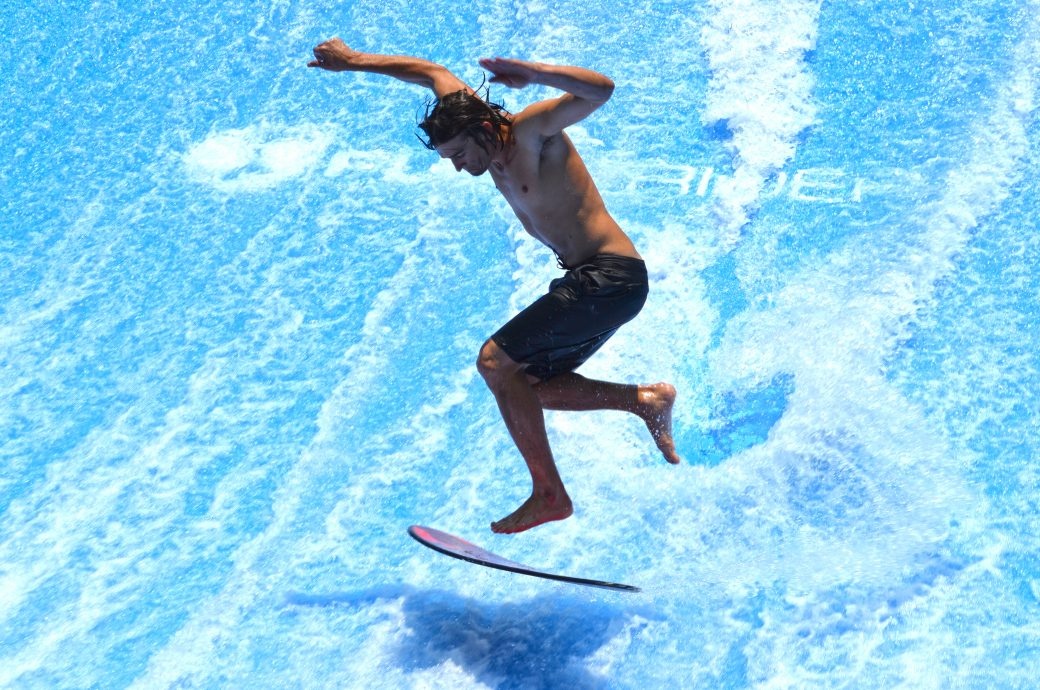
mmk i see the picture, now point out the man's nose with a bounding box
[452,160,464,172]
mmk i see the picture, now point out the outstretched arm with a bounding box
[477,57,615,135]
[310,38,469,99]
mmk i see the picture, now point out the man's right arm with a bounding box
[309,38,469,98]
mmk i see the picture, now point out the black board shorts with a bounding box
[491,254,649,381]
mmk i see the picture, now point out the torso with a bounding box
[488,125,640,268]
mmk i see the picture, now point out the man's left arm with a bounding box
[478,57,615,136]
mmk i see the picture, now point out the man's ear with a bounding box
[480,120,505,146]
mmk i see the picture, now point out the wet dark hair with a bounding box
[417,83,511,153]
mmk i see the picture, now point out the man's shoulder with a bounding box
[511,109,571,154]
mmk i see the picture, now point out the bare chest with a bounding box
[490,144,574,227]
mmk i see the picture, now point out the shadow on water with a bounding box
[286,585,658,690]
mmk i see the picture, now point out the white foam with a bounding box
[700,0,822,238]
[695,13,1039,682]
[324,147,423,185]
[126,165,498,686]
[183,123,335,192]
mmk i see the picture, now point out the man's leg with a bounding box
[532,373,681,464]
[477,339,574,534]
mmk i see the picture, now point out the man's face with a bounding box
[434,132,491,176]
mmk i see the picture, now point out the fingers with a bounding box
[310,37,347,58]
[479,57,519,73]
[316,37,346,51]
[479,57,527,88]
[309,50,328,69]
[310,38,348,70]
[479,57,532,77]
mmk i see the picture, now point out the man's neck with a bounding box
[491,132,516,170]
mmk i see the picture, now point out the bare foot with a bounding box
[491,491,573,534]
[638,382,681,464]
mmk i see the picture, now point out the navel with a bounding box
[522,185,528,193]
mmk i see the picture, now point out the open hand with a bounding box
[309,38,357,71]
[478,57,537,88]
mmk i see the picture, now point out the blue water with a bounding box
[3,0,1038,687]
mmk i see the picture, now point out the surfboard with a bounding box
[407,525,640,593]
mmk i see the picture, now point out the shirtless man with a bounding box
[309,39,680,534]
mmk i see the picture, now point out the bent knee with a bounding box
[476,339,523,383]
